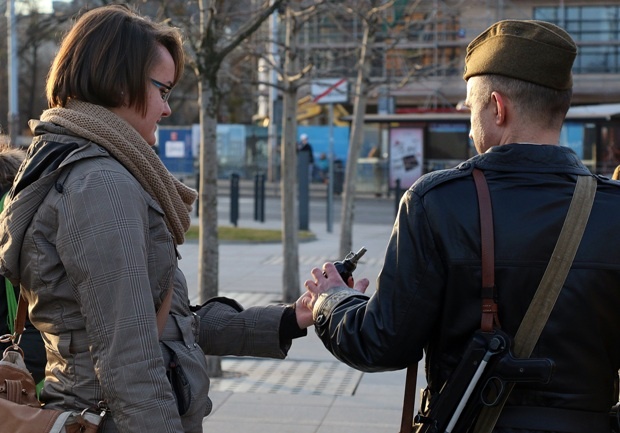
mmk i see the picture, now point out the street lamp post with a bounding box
[267,7,279,182]
[7,0,19,146]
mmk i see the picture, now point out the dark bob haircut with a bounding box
[46,4,184,115]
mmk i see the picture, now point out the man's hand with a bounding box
[303,262,369,311]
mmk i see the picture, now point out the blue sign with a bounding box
[157,127,194,175]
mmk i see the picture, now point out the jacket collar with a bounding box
[471,143,591,175]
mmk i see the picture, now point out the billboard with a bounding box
[389,128,424,189]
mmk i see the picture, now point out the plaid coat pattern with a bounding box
[0,123,290,433]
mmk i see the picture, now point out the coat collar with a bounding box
[471,143,591,175]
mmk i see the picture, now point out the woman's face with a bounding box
[111,44,174,146]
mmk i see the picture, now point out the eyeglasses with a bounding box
[150,78,173,103]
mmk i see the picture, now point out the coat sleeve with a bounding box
[56,168,183,433]
[313,189,447,371]
[195,297,291,358]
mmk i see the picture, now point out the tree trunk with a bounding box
[281,6,300,303]
[339,17,374,258]
[198,78,222,377]
[192,0,289,377]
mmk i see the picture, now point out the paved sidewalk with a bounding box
[177,216,427,433]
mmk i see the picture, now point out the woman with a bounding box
[0,5,311,432]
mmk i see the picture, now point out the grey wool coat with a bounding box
[0,120,293,433]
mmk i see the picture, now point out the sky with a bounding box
[34,0,54,13]
[16,0,59,15]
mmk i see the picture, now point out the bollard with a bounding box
[394,178,401,218]
[254,173,266,222]
[259,173,266,222]
[230,173,239,227]
[298,151,310,231]
[254,173,259,221]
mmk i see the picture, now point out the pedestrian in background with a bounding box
[304,19,620,432]
[315,152,329,183]
[0,5,312,433]
[297,133,314,182]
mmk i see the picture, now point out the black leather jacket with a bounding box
[314,144,620,432]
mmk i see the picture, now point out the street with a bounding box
[216,194,399,229]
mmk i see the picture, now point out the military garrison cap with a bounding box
[463,20,577,90]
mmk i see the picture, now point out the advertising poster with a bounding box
[389,128,424,189]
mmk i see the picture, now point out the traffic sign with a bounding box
[311,78,349,104]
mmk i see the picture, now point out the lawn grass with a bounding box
[185,225,315,243]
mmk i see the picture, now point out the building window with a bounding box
[534,5,620,73]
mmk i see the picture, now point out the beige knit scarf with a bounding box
[40,100,197,245]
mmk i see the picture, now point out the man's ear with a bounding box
[491,91,506,125]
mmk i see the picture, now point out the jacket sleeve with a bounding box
[195,297,292,358]
[56,169,183,433]
[313,189,446,372]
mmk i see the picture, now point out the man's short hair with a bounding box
[46,4,185,115]
[474,74,573,128]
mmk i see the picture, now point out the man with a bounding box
[297,133,314,181]
[303,20,620,432]
[297,133,314,163]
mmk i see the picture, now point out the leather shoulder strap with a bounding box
[473,169,500,332]
[13,293,28,336]
[399,364,418,433]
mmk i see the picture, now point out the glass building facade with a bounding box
[534,5,620,73]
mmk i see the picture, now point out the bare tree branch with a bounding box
[216,0,285,63]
